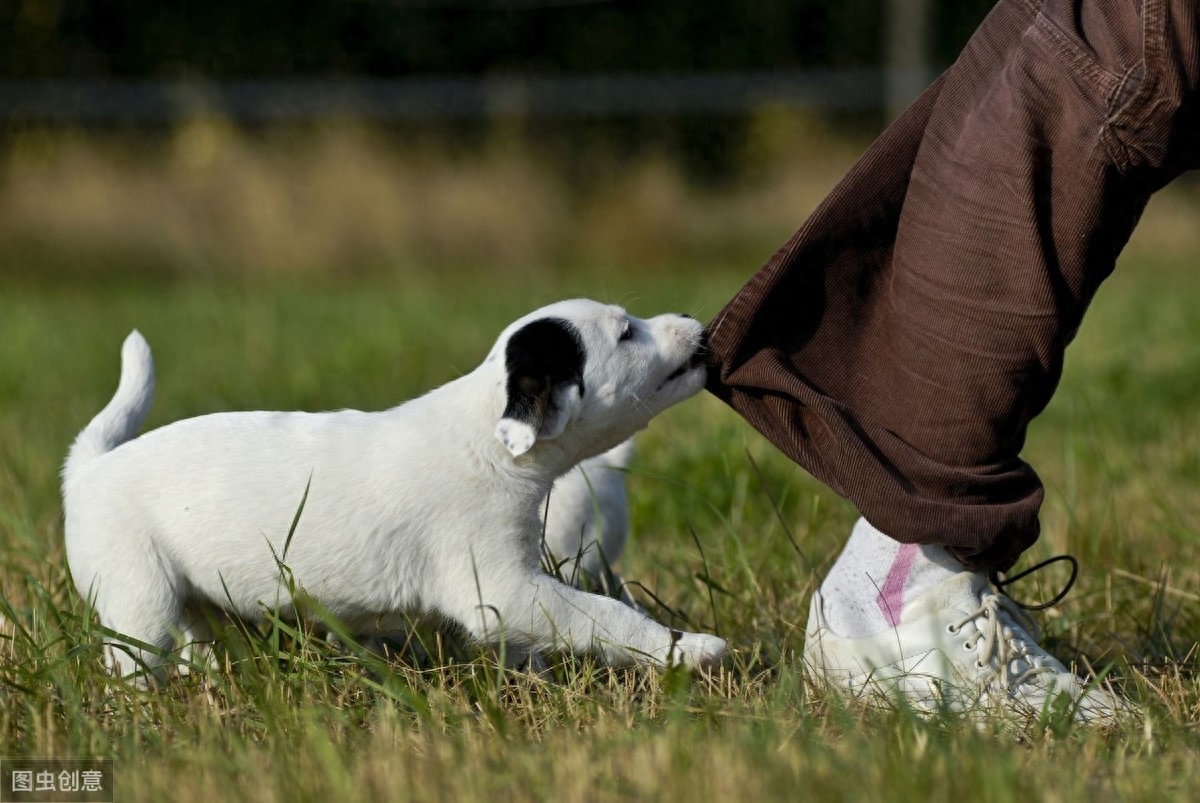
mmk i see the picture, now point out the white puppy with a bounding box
[62,299,726,681]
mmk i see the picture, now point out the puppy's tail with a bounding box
[63,330,156,483]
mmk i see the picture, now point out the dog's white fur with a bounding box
[542,439,633,595]
[62,299,725,680]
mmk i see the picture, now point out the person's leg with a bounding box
[706,0,1197,718]
[706,0,1198,571]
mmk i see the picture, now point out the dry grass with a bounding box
[0,113,863,279]
[4,114,1194,283]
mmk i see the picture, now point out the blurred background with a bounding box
[0,0,1196,283]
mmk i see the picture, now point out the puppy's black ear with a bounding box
[495,317,586,457]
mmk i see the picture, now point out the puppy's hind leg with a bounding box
[82,561,184,685]
[178,605,221,676]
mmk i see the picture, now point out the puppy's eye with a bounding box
[618,322,634,342]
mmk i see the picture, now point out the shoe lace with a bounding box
[946,554,1079,691]
[948,593,1059,690]
[987,554,1079,611]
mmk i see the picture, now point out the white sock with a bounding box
[819,517,966,638]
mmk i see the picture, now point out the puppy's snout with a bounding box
[674,315,703,338]
[647,312,704,346]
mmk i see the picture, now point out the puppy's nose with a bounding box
[679,313,693,319]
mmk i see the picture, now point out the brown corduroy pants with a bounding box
[705,0,1199,570]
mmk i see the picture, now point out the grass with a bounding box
[2,146,1199,800]
[0,115,867,281]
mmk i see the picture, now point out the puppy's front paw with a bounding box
[670,631,727,670]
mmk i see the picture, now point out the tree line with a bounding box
[4,0,994,80]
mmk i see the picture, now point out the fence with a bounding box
[0,69,938,124]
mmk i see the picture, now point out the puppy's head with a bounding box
[491,299,706,462]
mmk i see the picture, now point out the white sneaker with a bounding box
[803,570,1133,725]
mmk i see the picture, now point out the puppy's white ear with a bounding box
[495,317,586,459]
[495,419,538,458]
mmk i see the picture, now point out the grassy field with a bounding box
[2,169,1200,799]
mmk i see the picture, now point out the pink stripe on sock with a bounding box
[876,543,919,627]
